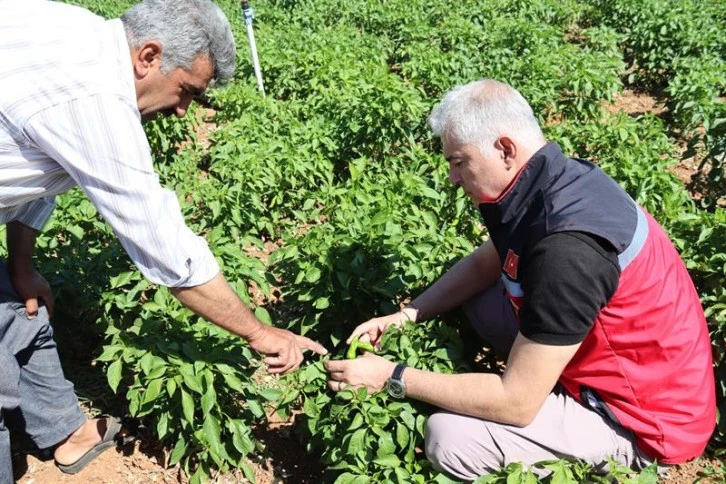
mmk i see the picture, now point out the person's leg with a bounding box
[0,343,21,484]
[0,262,88,455]
[425,388,652,480]
[0,262,116,472]
[462,279,519,359]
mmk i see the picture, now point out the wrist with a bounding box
[243,321,268,343]
[400,306,418,323]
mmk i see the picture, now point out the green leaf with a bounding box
[334,473,358,484]
[314,297,330,309]
[223,373,246,392]
[396,423,409,449]
[247,399,265,418]
[240,462,256,484]
[306,267,322,283]
[180,366,203,394]
[347,428,367,456]
[96,345,123,362]
[637,462,659,484]
[201,385,217,414]
[189,464,209,484]
[142,378,163,405]
[259,388,283,402]
[181,388,195,424]
[373,454,401,468]
[107,359,123,393]
[166,378,177,398]
[255,306,272,325]
[203,414,225,459]
[348,412,364,431]
[376,432,396,457]
[157,412,169,439]
[168,436,187,467]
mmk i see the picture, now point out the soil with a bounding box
[9,90,723,484]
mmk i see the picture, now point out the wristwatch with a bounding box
[386,363,407,399]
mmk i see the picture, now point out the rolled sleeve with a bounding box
[23,94,219,287]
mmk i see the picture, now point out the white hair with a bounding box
[428,80,545,156]
[122,0,236,85]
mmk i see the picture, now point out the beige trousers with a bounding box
[424,281,654,480]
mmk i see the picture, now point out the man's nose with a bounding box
[176,94,193,117]
[449,167,460,185]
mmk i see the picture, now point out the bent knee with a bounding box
[425,412,502,480]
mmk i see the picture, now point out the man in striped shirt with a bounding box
[0,0,326,477]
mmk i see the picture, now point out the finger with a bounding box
[367,328,380,344]
[264,355,288,368]
[324,359,346,372]
[346,324,370,344]
[266,357,294,375]
[296,336,328,355]
[281,350,304,375]
[326,368,345,379]
[24,297,38,319]
[327,380,347,392]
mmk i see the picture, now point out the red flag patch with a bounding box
[503,249,520,280]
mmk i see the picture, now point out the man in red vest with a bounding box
[325,79,716,479]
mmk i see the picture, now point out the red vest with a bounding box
[480,143,715,463]
[559,212,715,463]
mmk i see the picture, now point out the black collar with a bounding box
[478,142,565,229]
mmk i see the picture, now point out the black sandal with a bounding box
[56,416,123,474]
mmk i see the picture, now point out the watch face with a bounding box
[388,379,406,399]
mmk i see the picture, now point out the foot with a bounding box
[54,418,107,466]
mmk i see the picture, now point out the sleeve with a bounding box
[518,232,620,345]
[22,94,220,287]
[13,196,56,231]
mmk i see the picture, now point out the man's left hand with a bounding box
[325,353,397,393]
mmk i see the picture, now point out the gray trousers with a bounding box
[424,281,653,480]
[0,262,86,483]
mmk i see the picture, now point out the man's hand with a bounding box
[171,274,328,375]
[345,309,416,349]
[8,263,54,318]
[325,352,396,393]
[6,221,52,318]
[248,325,327,374]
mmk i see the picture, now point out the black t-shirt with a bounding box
[518,232,621,345]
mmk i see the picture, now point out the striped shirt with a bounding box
[0,0,219,287]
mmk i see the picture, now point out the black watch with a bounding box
[386,363,407,399]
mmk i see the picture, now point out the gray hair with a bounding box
[428,80,544,156]
[122,0,236,85]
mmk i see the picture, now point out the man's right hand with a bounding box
[248,325,328,374]
[8,261,54,319]
[346,308,417,349]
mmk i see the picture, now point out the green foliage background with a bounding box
[12,0,725,482]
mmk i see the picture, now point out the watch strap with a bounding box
[392,363,407,381]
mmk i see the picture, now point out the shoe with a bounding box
[56,416,123,474]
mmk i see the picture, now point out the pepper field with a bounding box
[13,0,726,482]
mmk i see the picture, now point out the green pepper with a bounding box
[346,336,376,359]
[357,340,375,352]
[346,336,360,359]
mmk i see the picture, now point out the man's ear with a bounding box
[132,40,163,78]
[497,136,517,167]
